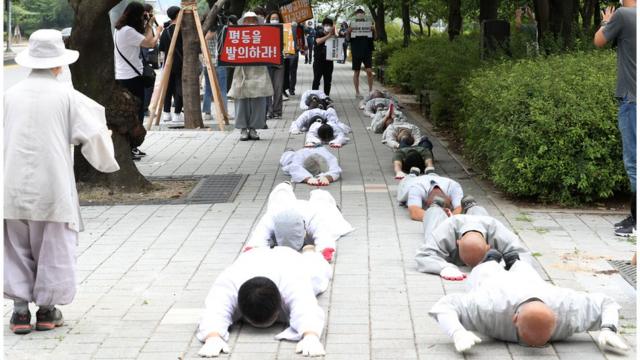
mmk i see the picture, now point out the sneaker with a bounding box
[131,148,146,157]
[614,215,634,229]
[290,90,296,96]
[203,112,212,121]
[429,196,445,209]
[461,195,478,213]
[161,112,171,122]
[131,153,142,161]
[35,307,64,331]
[481,249,503,264]
[170,112,184,123]
[409,167,421,177]
[272,113,282,119]
[615,224,636,237]
[239,129,250,141]
[282,94,290,101]
[503,251,520,270]
[10,311,31,335]
[424,166,436,175]
[248,128,260,140]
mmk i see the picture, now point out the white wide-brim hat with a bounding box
[15,29,79,69]
[238,11,259,25]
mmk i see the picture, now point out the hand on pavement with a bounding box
[307,178,320,186]
[452,329,481,353]
[304,143,316,148]
[318,176,330,186]
[296,334,326,357]
[330,143,342,148]
[395,171,406,179]
[291,129,302,135]
[598,328,629,353]
[440,267,466,281]
[322,248,335,262]
[198,336,230,357]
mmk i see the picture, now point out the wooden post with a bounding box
[193,9,228,130]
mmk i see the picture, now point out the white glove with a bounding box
[198,336,230,357]
[295,334,325,357]
[598,328,629,353]
[452,329,482,353]
[440,267,467,281]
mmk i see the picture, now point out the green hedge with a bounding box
[385,35,482,126]
[461,51,627,204]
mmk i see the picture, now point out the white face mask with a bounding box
[270,19,279,24]
[324,26,332,33]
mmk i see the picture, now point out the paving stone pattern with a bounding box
[4,62,636,360]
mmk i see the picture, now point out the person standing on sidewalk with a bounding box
[266,11,286,118]
[347,8,375,98]
[5,30,120,335]
[304,21,316,64]
[311,18,336,96]
[158,6,184,124]
[594,0,637,237]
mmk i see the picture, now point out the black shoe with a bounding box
[461,195,478,214]
[131,148,147,157]
[290,90,296,96]
[272,113,282,119]
[614,215,634,229]
[239,129,250,141]
[615,224,635,237]
[429,196,445,209]
[481,249,503,264]
[248,128,260,140]
[503,251,520,270]
[131,153,142,161]
[10,311,32,335]
[35,307,64,331]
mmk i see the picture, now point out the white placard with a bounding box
[351,19,373,38]
[326,38,345,61]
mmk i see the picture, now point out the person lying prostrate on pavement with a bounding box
[299,89,330,110]
[290,108,350,135]
[305,119,349,148]
[280,147,342,185]
[363,97,394,118]
[397,172,464,221]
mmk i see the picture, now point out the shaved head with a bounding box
[514,301,557,347]
[457,231,490,267]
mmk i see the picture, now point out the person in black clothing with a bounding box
[142,3,159,117]
[304,21,316,64]
[338,21,349,64]
[158,6,183,123]
[312,18,336,96]
[347,8,376,98]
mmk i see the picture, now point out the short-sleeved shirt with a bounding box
[159,23,183,73]
[114,26,145,80]
[406,175,464,209]
[313,29,328,61]
[602,7,637,101]
[349,21,374,56]
[393,146,433,163]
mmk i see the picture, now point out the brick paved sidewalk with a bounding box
[4,62,636,360]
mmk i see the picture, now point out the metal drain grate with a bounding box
[187,174,248,204]
[607,260,636,288]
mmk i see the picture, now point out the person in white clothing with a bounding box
[397,173,464,221]
[381,122,426,150]
[429,258,629,353]
[246,182,354,262]
[305,120,349,148]
[289,107,350,135]
[280,147,342,185]
[197,247,331,357]
[299,89,330,110]
[363,97,393,118]
[4,30,120,335]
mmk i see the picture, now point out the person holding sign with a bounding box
[266,11,286,119]
[312,18,337,96]
[346,8,375,99]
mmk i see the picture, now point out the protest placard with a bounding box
[218,25,283,66]
[283,23,296,55]
[351,18,373,38]
[280,0,313,24]
[325,37,345,61]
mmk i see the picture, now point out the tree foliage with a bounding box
[8,0,73,35]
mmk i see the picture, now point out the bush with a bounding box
[461,50,627,204]
[385,35,482,126]
[373,39,402,68]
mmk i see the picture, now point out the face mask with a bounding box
[292,21,298,27]
[270,19,279,24]
[324,26,332,33]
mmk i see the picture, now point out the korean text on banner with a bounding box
[280,0,313,24]
[351,19,373,38]
[218,25,283,66]
[283,23,296,55]
[325,38,345,61]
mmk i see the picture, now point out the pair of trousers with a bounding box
[235,97,267,130]
[618,98,637,192]
[312,59,334,96]
[422,204,489,242]
[163,71,183,114]
[284,55,299,93]
[4,220,78,306]
[117,76,145,124]
[267,64,285,115]
[202,66,228,115]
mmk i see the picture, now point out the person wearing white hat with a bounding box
[227,11,274,141]
[4,29,120,335]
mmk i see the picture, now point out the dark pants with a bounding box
[306,38,314,62]
[399,136,433,150]
[342,42,348,63]
[283,55,299,93]
[143,86,153,114]
[163,72,183,114]
[312,59,333,96]
[226,67,235,93]
[117,76,145,124]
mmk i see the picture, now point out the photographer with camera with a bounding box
[515,5,538,56]
[594,0,637,237]
[142,4,160,119]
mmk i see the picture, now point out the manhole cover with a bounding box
[187,174,247,204]
[607,260,636,288]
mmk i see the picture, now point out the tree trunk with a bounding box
[448,0,462,40]
[203,0,229,33]
[581,0,597,33]
[181,5,204,129]
[402,0,411,46]
[551,0,576,48]
[427,23,431,37]
[68,0,150,190]
[479,0,500,23]
[368,0,388,43]
[418,16,424,35]
[533,0,550,41]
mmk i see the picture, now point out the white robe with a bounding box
[196,247,332,342]
[4,70,120,232]
[299,89,328,110]
[429,261,621,342]
[363,98,393,117]
[306,121,349,147]
[247,183,354,252]
[289,108,350,134]
[381,122,423,149]
[397,174,464,209]
[280,147,342,183]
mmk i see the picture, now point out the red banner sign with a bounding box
[218,25,283,66]
[280,0,313,24]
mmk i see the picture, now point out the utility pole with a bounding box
[6,0,13,52]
